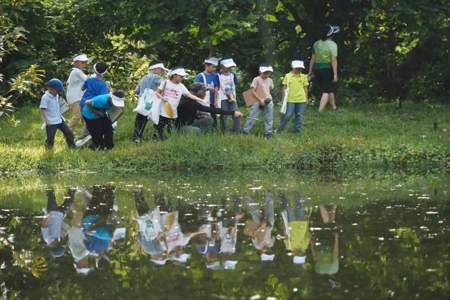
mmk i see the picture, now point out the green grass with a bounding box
[0,102,449,176]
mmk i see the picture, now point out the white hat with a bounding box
[151,258,167,266]
[293,256,306,264]
[149,63,169,71]
[259,66,274,73]
[206,261,222,270]
[110,93,125,108]
[73,54,89,62]
[170,253,191,264]
[112,227,126,241]
[327,25,340,37]
[204,57,219,66]
[221,58,237,68]
[170,68,188,77]
[291,60,305,69]
[260,253,275,262]
[223,260,238,270]
[73,264,91,275]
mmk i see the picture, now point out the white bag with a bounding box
[134,88,155,117]
[280,88,289,114]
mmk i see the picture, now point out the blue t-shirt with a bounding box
[82,94,112,120]
[80,76,109,108]
[82,214,112,254]
[194,72,220,103]
[39,91,63,125]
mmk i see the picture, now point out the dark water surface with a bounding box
[0,173,449,299]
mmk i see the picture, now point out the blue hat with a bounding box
[51,245,65,258]
[47,78,64,93]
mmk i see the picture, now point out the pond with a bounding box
[1,172,449,299]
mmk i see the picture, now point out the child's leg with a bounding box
[46,188,58,212]
[68,102,82,131]
[101,117,114,150]
[329,93,337,110]
[132,113,148,141]
[210,102,217,128]
[293,103,305,132]
[153,116,168,140]
[264,192,275,226]
[279,103,295,130]
[85,118,101,149]
[134,189,150,216]
[263,102,274,135]
[243,103,260,134]
[318,93,330,112]
[45,124,58,149]
[230,102,241,133]
[220,100,228,132]
[58,122,76,148]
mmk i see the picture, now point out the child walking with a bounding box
[132,61,168,143]
[242,65,274,138]
[40,79,75,149]
[279,60,309,133]
[154,67,204,140]
[66,54,88,132]
[218,58,240,133]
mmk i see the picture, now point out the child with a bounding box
[242,65,275,138]
[218,58,241,133]
[132,61,168,143]
[78,62,109,138]
[154,67,204,140]
[40,78,75,149]
[194,57,220,126]
[66,54,89,132]
[41,188,75,257]
[279,60,309,133]
[82,90,125,150]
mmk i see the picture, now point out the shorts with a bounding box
[314,68,337,93]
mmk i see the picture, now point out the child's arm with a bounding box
[40,109,49,124]
[86,100,105,117]
[308,54,315,76]
[186,91,205,103]
[304,86,309,104]
[332,56,338,82]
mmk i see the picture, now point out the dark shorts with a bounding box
[314,68,337,93]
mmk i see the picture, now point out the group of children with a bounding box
[39,55,314,148]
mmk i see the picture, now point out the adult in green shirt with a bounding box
[308,25,340,112]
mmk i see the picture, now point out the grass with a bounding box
[0,101,449,176]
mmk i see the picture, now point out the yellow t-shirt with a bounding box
[284,220,309,254]
[282,72,308,103]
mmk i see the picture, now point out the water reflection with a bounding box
[1,183,450,299]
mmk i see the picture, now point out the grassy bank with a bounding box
[0,102,449,176]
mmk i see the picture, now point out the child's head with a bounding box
[291,60,305,74]
[259,65,273,79]
[169,67,187,84]
[149,61,169,75]
[93,62,108,77]
[190,83,207,99]
[46,78,64,95]
[110,89,125,108]
[321,24,340,40]
[220,58,237,73]
[73,54,89,70]
[203,57,219,73]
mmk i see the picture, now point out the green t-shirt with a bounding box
[313,39,338,70]
[314,246,339,275]
[282,73,309,103]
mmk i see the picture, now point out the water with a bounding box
[1,173,449,299]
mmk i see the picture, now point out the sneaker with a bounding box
[133,138,141,144]
[264,133,273,139]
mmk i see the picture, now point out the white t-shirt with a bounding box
[218,73,236,101]
[66,68,87,104]
[219,223,237,254]
[68,227,90,262]
[41,211,67,245]
[159,80,190,119]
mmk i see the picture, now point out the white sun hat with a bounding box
[259,66,274,73]
[204,57,220,66]
[260,253,275,262]
[223,260,238,270]
[149,63,169,71]
[221,58,237,68]
[111,93,125,108]
[327,25,340,37]
[291,60,305,69]
[206,261,222,270]
[73,54,89,62]
[151,258,167,266]
[293,256,306,264]
[170,68,188,77]
[73,264,92,275]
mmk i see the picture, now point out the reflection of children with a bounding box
[133,189,167,265]
[311,204,339,275]
[218,209,243,270]
[280,192,310,265]
[40,188,75,257]
[244,193,276,261]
